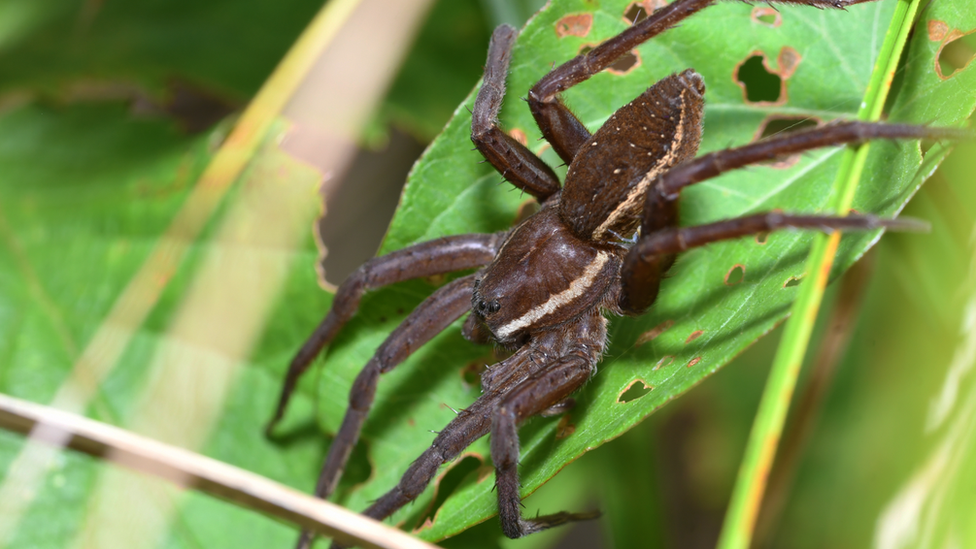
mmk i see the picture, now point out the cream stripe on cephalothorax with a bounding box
[494,250,611,339]
[590,88,692,241]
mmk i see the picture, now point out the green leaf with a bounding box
[308,0,976,542]
[0,0,324,99]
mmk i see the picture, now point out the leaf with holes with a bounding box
[309,0,976,541]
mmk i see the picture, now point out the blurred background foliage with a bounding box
[0,0,973,548]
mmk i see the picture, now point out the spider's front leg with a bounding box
[295,273,486,549]
[326,316,605,548]
[491,313,607,538]
[471,24,561,201]
[527,0,885,165]
[268,233,504,433]
[619,122,972,314]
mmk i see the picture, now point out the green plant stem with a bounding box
[715,1,923,547]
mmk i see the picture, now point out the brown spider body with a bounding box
[266,0,969,546]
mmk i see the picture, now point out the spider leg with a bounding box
[325,348,536,549]
[326,317,603,548]
[472,24,562,201]
[528,0,715,164]
[619,121,971,314]
[655,122,973,201]
[294,274,481,549]
[268,233,504,434]
[528,0,882,165]
[492,353,599,538]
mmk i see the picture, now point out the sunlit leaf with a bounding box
[308,0,976,541]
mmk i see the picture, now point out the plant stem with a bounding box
[715,0,923,547]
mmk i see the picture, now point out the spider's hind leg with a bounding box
[618,121,971,314]
[472,24,562,201]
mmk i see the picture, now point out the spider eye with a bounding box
[475,298,501,315]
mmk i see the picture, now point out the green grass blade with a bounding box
[716,0,924,547]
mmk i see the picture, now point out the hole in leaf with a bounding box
[578,44,640,75]
[757,116,819,139]
[624,3,649,24]
[751,6,781,27]
[685,330,704,344]
[413,455,483,531]
[784,275,803,288]
[755,232,769,245]
[555,13,593,38]
[937,30,976,79]
[618,379,653,403]
[754,116,821,168]
[624,0,667,24]
[736,54,782,103]
[608,50,641,74]
[724,264,745,285]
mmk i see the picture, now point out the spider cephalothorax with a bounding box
[266,0,967,546]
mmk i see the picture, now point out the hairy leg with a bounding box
[492,354,598,538]
[268,233,504,433]
[295,274,481,549]
[619,122,972,314]
[472,25,562,201]
[528,0,882,165]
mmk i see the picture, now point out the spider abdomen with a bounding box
[560,69,705,242]
[474,202,621,344]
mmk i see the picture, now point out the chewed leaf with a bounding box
[311,0,976,542]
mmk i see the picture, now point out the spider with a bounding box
[267,0,965,546]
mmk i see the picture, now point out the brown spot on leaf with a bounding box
[724,264,746,286]
[555,13,593,38]
[734,47,801,105]
[685,330,704,344]
[928,20,949,42]
[687,356,702,368]
[637,319,675,346]
[508,128,528,146]
[751,7,781,28]
[655,355,675,370]
[555,415,576,438]
[936,29,976,80]
[779,47,801,78]
[618,379,653,403]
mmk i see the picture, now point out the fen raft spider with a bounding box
[267,0,967,546]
